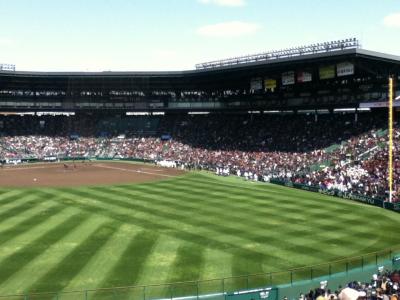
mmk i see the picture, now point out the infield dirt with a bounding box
[0,162,185,188]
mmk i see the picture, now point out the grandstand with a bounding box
[0,40,400,299]
[1,39,400,202]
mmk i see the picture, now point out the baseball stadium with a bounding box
[0,36,400,300]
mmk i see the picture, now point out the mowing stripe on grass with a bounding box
[0,215,109,295]
[0,203,67,247]
[109,184,372,250]
[62,188,296,266]
[142,181,384,244]
[0,199,57,234]
[160,181,379,223]
[168,244,205,283]
[51,189,287,270]
[231,253,266,276]
[0,212,88,286]
[163,176,312,201]
[61,183,390,270]
[0,190,25,205]
[107,185,284,227]
[127,180,378,226]
[136,235,182,286]
[110,185,364,248]
[77,187,344,262]
[110,183,391,264]
[95,186,324,264]
[200,248,233,280]
[97,184,289,233]
[27,222,120,293]
[0,191,39,212]
[0,207,84,266]
[119,174,363,216]
[61,224,144,291]
[99,231,159,288]
[79,188,364,263]
[173,175,376,210]
[0,194,47,227]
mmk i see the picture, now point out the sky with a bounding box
[0,0,399,72]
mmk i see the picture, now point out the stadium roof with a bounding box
[1,48,400,77]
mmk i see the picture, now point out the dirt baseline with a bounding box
[0,162,185,188]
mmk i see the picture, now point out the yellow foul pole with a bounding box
[388,77,394,203]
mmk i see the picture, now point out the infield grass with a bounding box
[0,171,399,299]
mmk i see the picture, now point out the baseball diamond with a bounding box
[0,163,399,297]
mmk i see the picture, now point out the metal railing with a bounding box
[1,246,398,300]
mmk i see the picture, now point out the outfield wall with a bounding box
[2,247,398,300]
[270,179,400,213]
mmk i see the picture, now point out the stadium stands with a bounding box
[294,268,399,300]
[0,111,398,202]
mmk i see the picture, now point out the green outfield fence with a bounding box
[269,179,400,214]
[0,247,399,300]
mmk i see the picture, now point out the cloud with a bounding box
[198,0,246,7]
[197,21,260,37]
[383,13,400,28]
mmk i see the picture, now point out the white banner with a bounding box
[359,101,400,108]
[337,62,354,77]
[282,71,295,85]
[297,71,312,83]
[44,156,57,161]
[250,78,262,90]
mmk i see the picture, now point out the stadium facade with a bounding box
[0,44,399,114]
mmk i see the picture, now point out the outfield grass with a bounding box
[0,171,399,298]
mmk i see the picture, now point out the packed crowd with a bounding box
[0,111,397,201]
[281,127,395,201]
[291,268,400,300]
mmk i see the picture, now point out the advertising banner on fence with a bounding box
[44,156,57,161]
[337,62,354,77]
[360,101,400,108]
[264,78,277,91]
[282,71,295,85]
[149,102,164,109]
[269,179,393,212]
[297,71,312,83]
[226,287,278,300]
[250,78,263,91]
[319,65,335,80]
[386,202,400,212]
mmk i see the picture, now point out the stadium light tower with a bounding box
[388,76,394,203]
